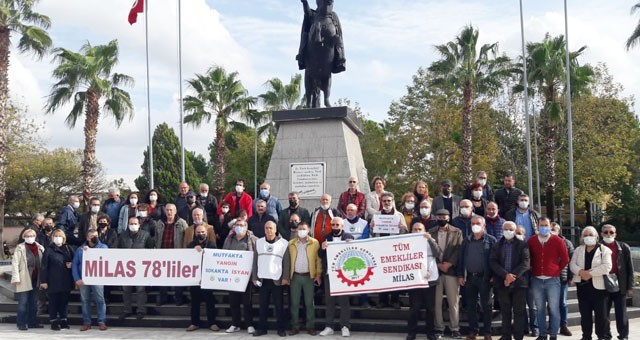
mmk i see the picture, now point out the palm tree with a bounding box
[45,40,134,204]
[626,2,640,50]
[428,24,512,185]
[0,0,51,249]
[183,66,255,198]
[517,34,593,219]
[259,74,303,111]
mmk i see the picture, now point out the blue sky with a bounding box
[9,0,640,189]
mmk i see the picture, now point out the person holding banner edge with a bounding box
[186,224,220,332]
[223,219,257,334]
[72,228,108,331]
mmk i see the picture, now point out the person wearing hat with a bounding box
[431,180,461,221]
[182,191,206,226]
[429,208,464,339]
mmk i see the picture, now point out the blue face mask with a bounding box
[539,226,551,236]
[260,189,269,198]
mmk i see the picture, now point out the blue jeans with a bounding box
[16,289,38,328]
[531,277,561,337]
[79,285,106,325]
[559,282,568,327]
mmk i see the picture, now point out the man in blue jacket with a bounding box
[72,228,108,331]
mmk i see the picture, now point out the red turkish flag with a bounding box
[128,0,144,25]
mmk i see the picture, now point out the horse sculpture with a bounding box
[296,0,346,108]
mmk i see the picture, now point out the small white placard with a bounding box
[373,214,400,234]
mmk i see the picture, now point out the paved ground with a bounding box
[0,321,636,339]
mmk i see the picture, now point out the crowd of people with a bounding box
[9,172,635,340]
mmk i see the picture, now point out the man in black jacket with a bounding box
[494,173,523,218]
[117,216,154,320]
[601,224,634,340]
[490,221,530,340]
[185,224,219,332]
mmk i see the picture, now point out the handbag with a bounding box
[600,246,620,293]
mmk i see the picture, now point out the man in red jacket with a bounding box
[220,179,253,219]
[527,217,569,340]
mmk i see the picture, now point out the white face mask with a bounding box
[583,236,597,246]
[383,205,393,212]
[516,234,525,241]
[24,237,36,244]
[149,195,158,202]
[72,201,80,209]
[478,179,487,186]
[221,207,230,214]
[138,211,148,218]
[129,224,140,232]
[405,203,415,210]
[235,185,244,193]
[518,201,529,209]
[321,204,330,210]
[603,237,615,244]
[91,205,100,213]
[200,191,208,197]
[471,224,482,234]
[297,229,309,239]
[460,207,471,217]
[130,198,138,205]
[550,230,559,236]
[503,230,515,240]
[53,236,64,246]
[420,208,431,217]
[472,191,483,199]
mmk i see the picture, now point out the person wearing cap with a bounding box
[429,208,463,339]
[431,180,461,220]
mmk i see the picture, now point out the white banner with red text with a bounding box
[81,248,202,286]
[326,233,438,296]
[200,249,253,291]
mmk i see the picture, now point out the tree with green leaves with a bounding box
[517,34,593,219]
[135,123,206,201]
[0,0,52,254]
[183,66,255,198]
[45,39,134,206]
[259,74,303,111]
[626,2,640,50]
[343,257,366,277]
[428,24,512,185]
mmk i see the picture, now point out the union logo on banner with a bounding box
[331,246,377,286]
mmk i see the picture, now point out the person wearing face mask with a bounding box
[72,229,108,331]
[136,204,157,238]
[311,193,341,244]
[505,194,539,241]
[400,192,418,227]
[197,183,220,228]
[216,202,234,248]
[278,192,311,239]
[463,171,494,202]
[155,203,188,306]
[286,222,322,335]
[457,216,496,340]
[468,183,488,218]
[117,216,154,320]
[600,224,633,340]
[223,220,257,334]
[185,224,220,332]
[253,182,282,222]
[318,217,354,337]
[342,203,370,240]
[57,195,80,246]
[484,202,505,240]
[527,217,569,340]
[145,189,165,221]
[411,199,437,229]
[428,209,464,339]
[431,179,461,220]
[102,188,124,229]
[515,226,527,241]
[96,215,118,249]
[337,176,366,218]
[248,200,277,239]
[494,173,523,218]
[40,229,74,331]
[283,214,302,241]
[489,221,530,340]
[451,199,476,239]
[550,223,574,337]
[183,207,216,247]
[78,197,101,243]
[570,226,612,340]
[117,192,140,234]
[11,229,45,331]
[365,176,386,221]
[220,179,254,219]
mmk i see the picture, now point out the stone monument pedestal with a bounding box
[264,106,370,212]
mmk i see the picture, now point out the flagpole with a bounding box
[145,0,154,189]
[519,0,534,208]
[178,0,185,182]
[564,0,576,230]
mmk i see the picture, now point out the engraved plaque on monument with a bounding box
[290,162,326,198]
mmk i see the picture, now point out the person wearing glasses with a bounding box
[311,194,341,244]
[337,176,366,218]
